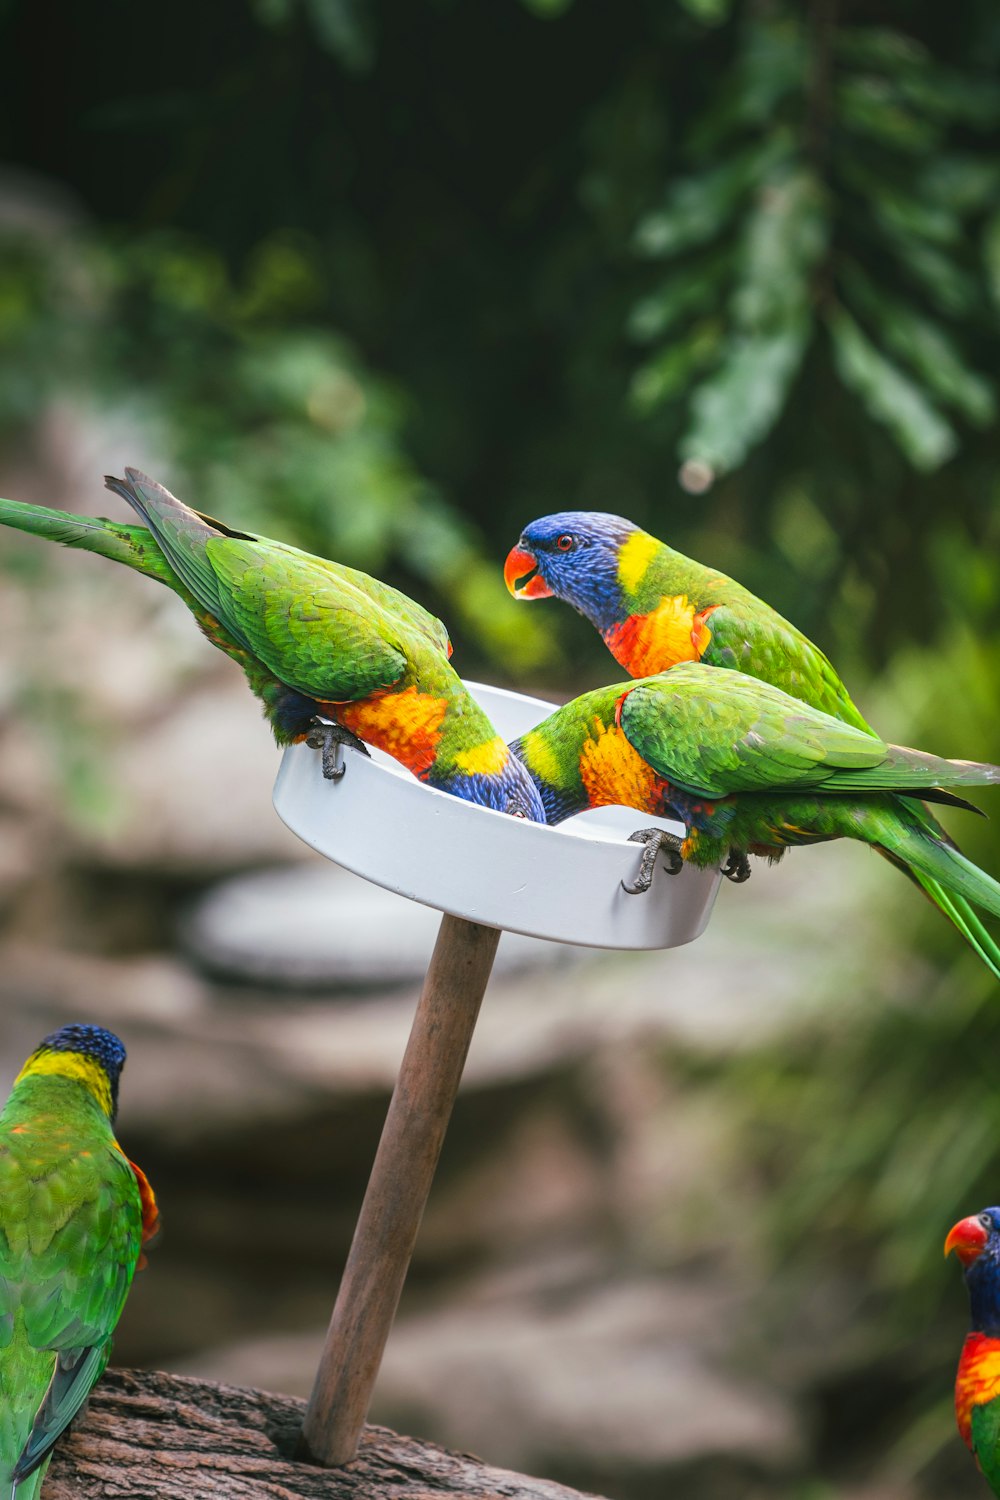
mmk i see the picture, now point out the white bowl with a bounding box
[272,681,721,950]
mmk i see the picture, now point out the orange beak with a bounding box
[504,545,553,600]
[945,1214,989,1266]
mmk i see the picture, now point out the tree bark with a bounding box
[45,1367,607,1500]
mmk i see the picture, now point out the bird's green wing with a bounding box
[296,556,452,659]
[619,669,1000,799]
[971,1401,1000,1495]
[618,668,897,798]
[0,1144,143,1484]
[108,470,429,701]
[204,538,412,702]
[109,469,453,659]
[698,597,873,732]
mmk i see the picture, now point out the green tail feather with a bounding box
[904,839,1000,920]
[913,875,1000,981]
[103,469,227,617]
[0,496,180,590]
[869,805,1000,978]
[901,799,1000,978]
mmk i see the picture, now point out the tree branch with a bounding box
[44,1368,607,1500]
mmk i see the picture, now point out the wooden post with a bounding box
[300,912,502,1468]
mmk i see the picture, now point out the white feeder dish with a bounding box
[272,681,721,951]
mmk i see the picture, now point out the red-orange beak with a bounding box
[945,1215,989,1266]
[504,545,553,600]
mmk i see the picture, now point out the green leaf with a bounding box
[675,0,732,25]
[627,253,730,343]
[827,308,958,471]
[731,168,827,330]
[918,155,1000,215]
[984,210,1000,310]
[633,133,791,259]
[889,238,979,319]
[678,322,809,475]
[519,0,574,15]
[835,27,928,73]
[840,265,994,427]
[894,68,1000,130]
[629,320,722,413]
[839,75,943,152]
[686,19,806,152]
[303,0,373,70]
[841,161,960,247]
[255,0,374,69]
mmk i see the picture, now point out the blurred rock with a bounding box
[0,813,36,907]
[374,1278,803,1480]
[182,1267,803,1494]
[72,675,297,873]
[181,864,583,988]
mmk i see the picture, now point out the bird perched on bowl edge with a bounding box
[0,473,545,821]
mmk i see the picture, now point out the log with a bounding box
[45,1367,608,1500]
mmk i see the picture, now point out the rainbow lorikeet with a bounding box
[0,472,545,819]
[509,665,1000,968]
[946,1208,1000,1495]
[0,1024,158,1499]
[504,511,870,725]
[505,510,1000,973]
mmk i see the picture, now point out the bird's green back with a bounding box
[0,1075,142,1490]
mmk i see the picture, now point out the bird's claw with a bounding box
[722,850,752,884]
[622,827,685,895]
[305,720,371,781]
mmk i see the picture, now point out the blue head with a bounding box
[946,1206,1000,1333]
[504,512,642,633]
[19,1023,128,1121]
[443,747,547,823]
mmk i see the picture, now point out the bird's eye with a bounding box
[981,1212,992,1229]
[510,808,528,820]
[556,534,574,551]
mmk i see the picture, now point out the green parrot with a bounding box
[505,510,1000,971]
[0,1024,159,1498]
[511,664,1000,969]
[0,472,545,818]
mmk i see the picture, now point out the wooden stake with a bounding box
[300,912,502,1467]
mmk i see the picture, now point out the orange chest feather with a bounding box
[604,598,717,677]
[578,717,668,813]
[332,686,448,778]
[956,1334,1000,1448]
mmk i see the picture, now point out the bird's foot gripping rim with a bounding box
[622,828,685,895]
[722,849,752,884]
[305,719,372,781]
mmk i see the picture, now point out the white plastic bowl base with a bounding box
[272,681,721,951]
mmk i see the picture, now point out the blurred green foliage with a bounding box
[2,0,999,676]
[0,228,555,670]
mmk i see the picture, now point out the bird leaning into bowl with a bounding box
[0,1024,159,1499]
[946,1207,1000,1496]
[0,473,544,822]
[508,664,1000,977]
[505,510,1000,974]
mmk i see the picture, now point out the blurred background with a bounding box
[1,1,1000,1496]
